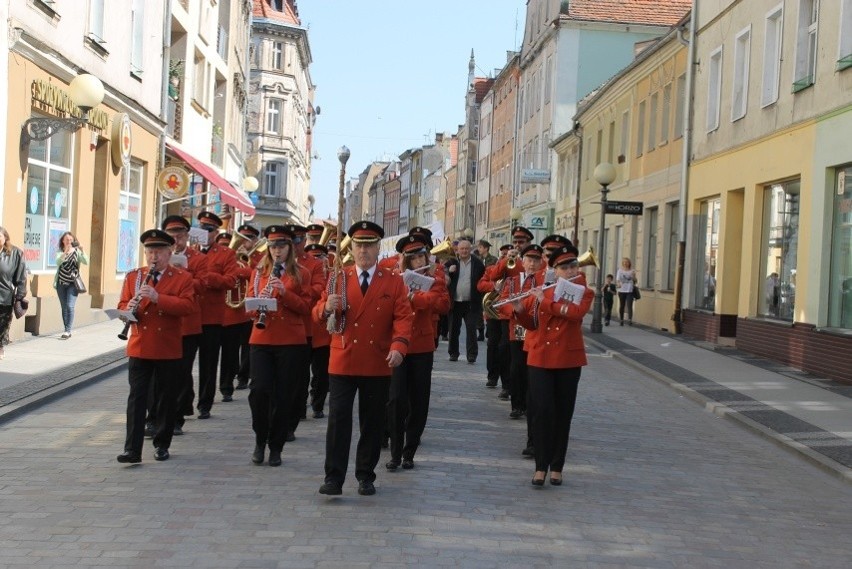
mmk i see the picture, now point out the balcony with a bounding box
[166,97,182,142]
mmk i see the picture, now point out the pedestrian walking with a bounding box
[0,227,28,360]
[616,257,637,326]
[445,239,485,364]
[54,231,88,339]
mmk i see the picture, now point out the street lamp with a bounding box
[510,207,522,227]
[242,176,259,193]
[590,162,616,333]
[21,73,105,147]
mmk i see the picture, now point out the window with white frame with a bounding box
[840,0,852,69]
[266,99,282,133]
[636,101,646,157]
[194,53,210,109]
[664,202,680,290]
[117,161,143,274]
[130,0,144,75]
[648,92,658,150]
[706,46,723,132]
[661,84,671,145]
[544,56,553,103]
[271,41,283,70]
[263,160,288,196]
[731,27,751,123]
[88,0,105,42]
[762,6,784,105]
[674,74,686,137]
[645,207,658,288]
[694,198,720,310]
[608,121,615,163]
[793,0,819,90]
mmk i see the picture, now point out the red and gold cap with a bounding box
[140,229,175,248]
[238,224,260,238]
[263,225,296,244]
[548,244,581,268]
[511,226,534,242]
[197,211,223,230]
[520,244,543,258]
[216,231,232,244]
[347,220,384,243]
[162,215,190,233]
[395,234,429,255]
[540,234,572,250]
[304,244,328,257]
[306,224,324,238]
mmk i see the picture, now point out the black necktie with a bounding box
[150,271,160,285]
[360,270,369,296]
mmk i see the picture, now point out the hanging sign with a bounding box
[157,166,191,199]
[111,113,132,168]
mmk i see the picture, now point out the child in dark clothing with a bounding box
[602,274,616,326]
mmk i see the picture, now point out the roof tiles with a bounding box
[253,0,300,26]
[562,0,691,27]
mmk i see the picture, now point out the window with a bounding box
[664,202,680,290]
[645,207,658,288]
[263,160,288,196]
[544,56,553,103]
[271,41,283,70]
[762,6,784,106]
[793,0,819,91]
[636,101,646,157]
[694,198,720,310]
[732,26,751,120]
[828,165,852,328]
[595,129,602,167]
[674,74,686,138]
[130,0,144,75]
[193,53,210,109]
[22,119,73,273]
[607,121,615,163]
[648,92,658,150]
[117,161,143,274]
[759,180,799,320]
[266,99,282,133]
[88,0,105,42]
[706,46,723,132]
[620,111,630,161]
[660,84,671,145]
[839,0,852,70]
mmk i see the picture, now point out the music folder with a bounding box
[105,309,137,322]
[244,298,277,312]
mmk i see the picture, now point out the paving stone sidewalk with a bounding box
[0,341,850,568]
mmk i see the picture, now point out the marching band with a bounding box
[115,216,593,493]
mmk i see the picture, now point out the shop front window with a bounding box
[829,166,852,328]
[23,122,73,272]
[117,161,144,274]
[759,180,799,320]
[694,198,720,310]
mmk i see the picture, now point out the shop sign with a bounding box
[30,78,109,131]
[604,201,643,215]
[111,113,132,168]
[157,166,190,199]
[521,169,551,184]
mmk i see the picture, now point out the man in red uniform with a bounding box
[195,211,239,419]
[305,223,324,245]
[304,243,331,418]
[314,221,414,496]
[116,230,195,464]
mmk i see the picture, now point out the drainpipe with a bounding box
[158,0,173,225]
[672,2,697,334]
[572,123,583,244]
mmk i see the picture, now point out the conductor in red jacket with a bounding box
[116,230,195,464]
[314,221,414,496]
[512,244,594,487]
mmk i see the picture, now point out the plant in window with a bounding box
[168,60,184,100]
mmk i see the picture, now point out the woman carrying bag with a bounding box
[54,231,88,339]
[0,226,28,359]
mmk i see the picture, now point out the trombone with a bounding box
[225,234,268,308]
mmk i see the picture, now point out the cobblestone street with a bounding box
[0,343,850,568]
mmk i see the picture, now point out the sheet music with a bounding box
[553,277,586,306]
[402,270,435,292]
[104,309,137,322]
[244,298,278,312]
[170,253,188,268]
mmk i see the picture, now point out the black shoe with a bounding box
[268,449,282,467]
[358,480,376,496]
[498,389,510,401]
[467,357,476,364]
[509,409,522,419]
[522,446,535,457]
[381,438,389,449]
[485,379,498,388]
[313,410,325,419]
[605,320,610,326]
[222,394,233,402]
[172,425,184,436]
[531,476,545,487]
[385,459,400,471]
[198,410,211,419]
[251,445,264,464]
[116,451,141,464]
[448,355,458,362]
[144,423,155,438]
[550,474,563,486]
[154,448,170,461]
[285,431,295,442]
[235,381,248,390]
[319,481,342,496]
[401,458,414,470]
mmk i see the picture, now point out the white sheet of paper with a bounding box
[244,297,278,312]
[170,254,188,268]
[109,309,138,322]
[553,278,586,306]
[402,270,435,292]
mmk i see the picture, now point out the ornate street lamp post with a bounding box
[590,163,616,334]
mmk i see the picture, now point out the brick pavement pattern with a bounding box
[0,345,850,567]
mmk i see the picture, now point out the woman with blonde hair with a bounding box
[54,231,89,338]
[0,226,28,359]
[616,257,637,326]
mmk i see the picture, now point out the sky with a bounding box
[297,0,527,222]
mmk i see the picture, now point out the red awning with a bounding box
[165,144,255,215]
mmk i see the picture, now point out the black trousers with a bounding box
[220,321,250,395]
[309,345,330,413]
[248,344,301,451]
[486,319,510,387]
[175,334,200,428]
[618,292,634,322]
[603,296,614,323]
[125,357,180,455]
[197,324,222,413]
[527,366,581,473]
[438,314,448,339]
[237,321,252,383]
[509,340,528,412]
[387,352,433,462]
[287,339,312,434]
[324,374,390,485]
[448,300,481,361]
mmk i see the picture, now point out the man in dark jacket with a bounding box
[444,239,485,363]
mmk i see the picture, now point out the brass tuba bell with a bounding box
[430,238,456,260]
[577,246,599,268]
[319,221,337,247]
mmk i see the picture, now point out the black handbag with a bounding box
[74,275,87,294]
[632,287,641,300]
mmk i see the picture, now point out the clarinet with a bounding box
[118,267,155,340]
[255,262,282,330]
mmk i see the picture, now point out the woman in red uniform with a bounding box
[246,226,312,467]
[513,244,594,486]
[386,234,450,471]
